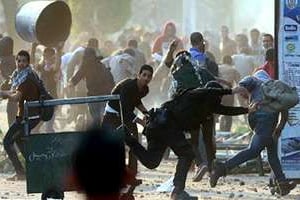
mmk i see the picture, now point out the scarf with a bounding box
[11,65,33,90]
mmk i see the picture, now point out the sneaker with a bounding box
[192,164,208,182]
[6,174,26,181]
[171,190,198,200]
[209,163,226,188]
[277,180,297,196]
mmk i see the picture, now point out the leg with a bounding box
[190,128,202,166]
[125,130,166,169]
[4,118,40,177]
[225,134,267,170]
[127,122,139,174]
[210,134,267,188]
[6,100,17,127]
[202,117,215,171]
[3,122,25,176]
[167,130,195,193]
[266,138,285,182]
[191,128,209,182]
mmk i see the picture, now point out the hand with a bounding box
[232,86,249,99]
[169,40,178,53]
[232,86,247,94]
[248,102,258,113]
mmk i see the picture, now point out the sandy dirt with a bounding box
[0,102,299,200]
[0,161,299,199]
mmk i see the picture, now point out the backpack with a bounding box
[170,51,217,98]
[260,80,299,112]
[170,52,203,97]
[28,71,55,121]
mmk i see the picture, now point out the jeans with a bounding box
[3,118,40,175]
[225,110,286,181]
[127,120,194,192]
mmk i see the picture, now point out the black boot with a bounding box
[277,180,296,196]
[210,162,226,187]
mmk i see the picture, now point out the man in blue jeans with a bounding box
[210,70,296,196]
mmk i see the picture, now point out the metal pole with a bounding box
[24,101,29,136]
[275,0,279,79]
[118,100,124,125]
[26,95,120,108]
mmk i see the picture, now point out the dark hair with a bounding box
[87,38,99,49]
[222,55,232,65]
[72,127,125,196]
[190,32,204,46]
[139,64,153,75]
[263,33,273,41]
[127,39,138,48]
[266,48,275,61]
[43,47,55,56]
[250,28,260,34]
[16,50,30,63]
[123,48,135,57]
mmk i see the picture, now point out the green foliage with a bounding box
[69,0,132,35]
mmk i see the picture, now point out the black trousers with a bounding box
[127,123,195,192]
[102,112,139,174]
[3,118,40,175]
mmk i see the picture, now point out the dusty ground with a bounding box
[0,102,299,199]
[0,160,299,199]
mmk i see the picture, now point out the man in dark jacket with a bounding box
[69,48,114,125]
[124,81,255,200]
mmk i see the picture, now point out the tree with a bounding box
[69,0,131,35]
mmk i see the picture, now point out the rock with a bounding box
[240,181,245,186]
[234,178,240,182]
[229,193,235,198]
[248,187,258,192]
[217,191,221,194]
[238,194,243,198]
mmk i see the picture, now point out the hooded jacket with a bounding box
[152,22,183,55]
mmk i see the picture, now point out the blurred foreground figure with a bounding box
[72,127,135,200]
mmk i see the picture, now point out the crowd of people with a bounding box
[0,21,297,200]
